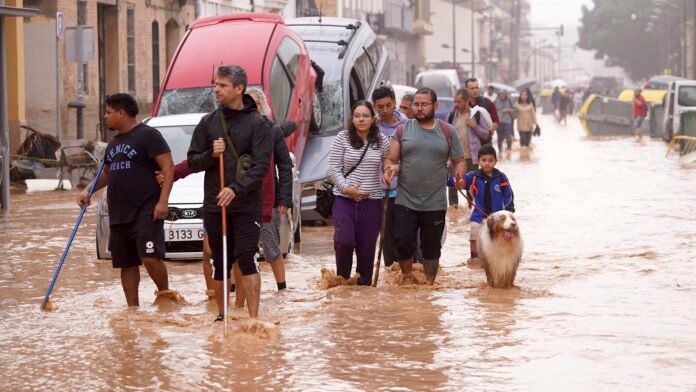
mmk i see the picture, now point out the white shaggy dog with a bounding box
[477,211,523,288]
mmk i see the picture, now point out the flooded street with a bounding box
[1,115,695,391]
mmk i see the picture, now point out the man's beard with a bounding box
[415,111,435,122]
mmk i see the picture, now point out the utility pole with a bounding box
[452,0,456,68]
[470,0,475,77]
[512,0,522,81]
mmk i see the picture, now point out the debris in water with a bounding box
[394,272,424,286]
[466,257,482,269]
[153,290,189,305]
[238,319,272,339]
[318,268,358,290]
[42,298,55,312]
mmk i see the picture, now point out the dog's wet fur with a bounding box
[477,211,523,288]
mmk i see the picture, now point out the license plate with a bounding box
[165,228,204,242]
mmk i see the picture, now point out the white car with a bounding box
[96,113,301,260]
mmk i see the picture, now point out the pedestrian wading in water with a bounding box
[233,87,293,305]
[372,86,407,267]
[383,88,468,285]
[457,144,515,262]
[187,65,273,321]
[77,93,175,307]
[329,100,391,285]
[515,89,537,161]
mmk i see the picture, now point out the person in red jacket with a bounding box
[633,88,648,142]
[231,88,293,309]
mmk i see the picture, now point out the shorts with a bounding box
[470,221,482,241]
[393,204,446,261]
[204,209,261,280]
[634,116,645,129]
[260,209,282,262]
[109,215,165,269]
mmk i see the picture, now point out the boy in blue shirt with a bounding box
[458,144,515,261]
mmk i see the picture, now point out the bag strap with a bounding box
[396,120,453,160]
[396,121,451,146]
[218,108,240,161]
[344,139,371,178]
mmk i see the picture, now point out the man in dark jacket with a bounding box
[187,65,272,321]
[464,78,499,145]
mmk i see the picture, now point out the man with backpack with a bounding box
[383,88,467,285]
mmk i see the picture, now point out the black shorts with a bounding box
[393,204,446,261]
[109,215,165,268]
[204,209,261,280]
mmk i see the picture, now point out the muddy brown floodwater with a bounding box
[1,115,695,391]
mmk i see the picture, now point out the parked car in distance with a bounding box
[286,17,389,223]
[391,84,417,102]
[415,69,461,99]
[644,75,685,91]
[96,114,302,260]
[435,97,454,121]
[662,79,696,142]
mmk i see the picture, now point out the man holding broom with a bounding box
[188,65,272,321]
[77,93,174,306]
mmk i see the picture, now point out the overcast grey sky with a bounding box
[528,0,593,29]
[527,0,628,82]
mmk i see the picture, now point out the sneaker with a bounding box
[214,314,224,322]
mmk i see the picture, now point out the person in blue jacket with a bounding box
[458,144,515,262]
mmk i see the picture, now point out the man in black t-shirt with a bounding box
[78,93,174,307]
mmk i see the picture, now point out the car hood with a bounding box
[298,134,337,184]
[170,172,205,205]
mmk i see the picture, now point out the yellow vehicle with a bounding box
[578,94,633,137]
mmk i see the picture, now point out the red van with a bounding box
[152,13,317,166]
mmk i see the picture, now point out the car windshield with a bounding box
[156,125,195,163]
[156,85,263,116]
[678,86,696,107]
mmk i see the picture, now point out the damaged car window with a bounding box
[157,87,216,116]
[317,80,344,134]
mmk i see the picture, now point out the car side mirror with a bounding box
[281,121,297,137]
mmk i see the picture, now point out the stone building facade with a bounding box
[20,0,195,144]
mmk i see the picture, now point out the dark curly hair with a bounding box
[348,100,381,150]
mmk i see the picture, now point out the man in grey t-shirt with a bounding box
[383,87,467,284]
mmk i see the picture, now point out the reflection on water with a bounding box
[1,116,695,390]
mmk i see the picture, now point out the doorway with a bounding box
[97,3,118,142]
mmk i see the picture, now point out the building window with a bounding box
[127,8,136,94]
[152,21,160,100]
[77,0,88,94]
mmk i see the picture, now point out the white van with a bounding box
[662,80,696,141]
[415,69,461,99]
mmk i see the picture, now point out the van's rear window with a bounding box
[678,86,696,107]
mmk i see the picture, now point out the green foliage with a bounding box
[577,0,679,80]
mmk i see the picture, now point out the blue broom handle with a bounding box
[41,160,106,309]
